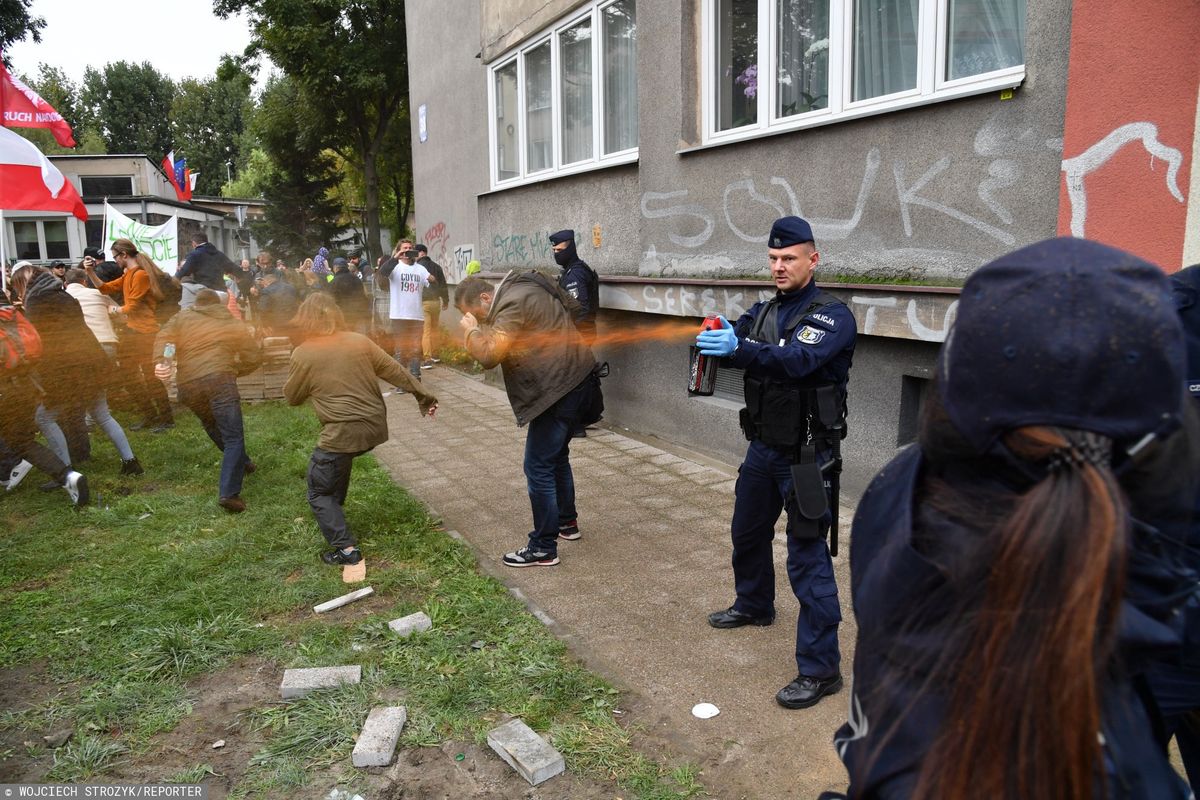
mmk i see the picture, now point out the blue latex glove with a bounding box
[696,315,738,356]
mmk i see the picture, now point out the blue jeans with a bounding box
[523,379,589,553]
[37,391,135,464]
[730,440,841,678]
[177,373,250,499]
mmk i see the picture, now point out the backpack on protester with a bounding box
[0,305,43,370]
[518,270,608,427]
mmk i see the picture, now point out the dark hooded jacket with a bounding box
[177,242,236,291]
[21,270,110,405]
[832,443,1196,799]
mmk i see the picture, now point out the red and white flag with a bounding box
[0,125,87,220]
[0,53,76,148]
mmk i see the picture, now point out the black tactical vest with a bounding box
[741,290,848,452]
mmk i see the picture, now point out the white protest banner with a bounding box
[103,201,179,276]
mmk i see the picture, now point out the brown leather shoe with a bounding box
[219,495,246,513]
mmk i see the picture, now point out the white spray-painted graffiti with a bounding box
[1060,122,1186,237]
[639,119,1040,275]
[449,244,475,282]
[602,282,960,342]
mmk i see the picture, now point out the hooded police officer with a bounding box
[548,230,598,345]
[696,215,856,710]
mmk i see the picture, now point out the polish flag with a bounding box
[0,54,77,148]
[162,151,193,201]
[0,126,87,220]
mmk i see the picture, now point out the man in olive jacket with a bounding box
[285,293,438,566]
[456,272,595,568]
[154,289,262,513]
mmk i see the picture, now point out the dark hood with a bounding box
[24,270,64,303]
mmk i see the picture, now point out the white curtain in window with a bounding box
[525,43,553,172]
[603,0,638,154]
[947,0,1025,80]
[716,0,759,131]
[777,0,830,117]
[853,0,918,101]
[494,62,519,181]
[560,18,594,165]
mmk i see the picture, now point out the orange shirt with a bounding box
[99,268,159,334]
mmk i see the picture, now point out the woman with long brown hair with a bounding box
[831,239,1198,799]
[85,239,174,431]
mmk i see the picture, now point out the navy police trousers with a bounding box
[730,440,841,679]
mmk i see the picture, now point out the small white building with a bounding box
[2,153,265,267]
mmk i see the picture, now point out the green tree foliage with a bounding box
[247,75,341,262]
[0,0,44,66]
[170,57,255,196]
[14,65,107,155]
[79,61,176,157]
[215,0,410,262]
[221,147,272,198]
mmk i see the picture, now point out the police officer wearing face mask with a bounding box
[548,230,598,345]
[696,215,856,710]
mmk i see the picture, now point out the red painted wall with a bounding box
[1056,0,1200,270]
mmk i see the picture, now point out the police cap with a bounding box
[768,216,815,249]
[548,230,575,245]
[939,237,1184,453]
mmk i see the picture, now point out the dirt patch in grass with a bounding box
[365,740,617,800]
[106,658,279,796]
[0,660,65,782]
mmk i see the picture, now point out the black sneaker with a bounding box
[502,547,559,567]
[63,471,89,507]
[558,520,581,541]
[120,458,144,476]
[321,547,363,565]
[39,479,61,492]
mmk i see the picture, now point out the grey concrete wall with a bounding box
[480,0,590,62]
[478,165,642,273]
[406,0,487,281]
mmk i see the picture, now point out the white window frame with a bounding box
[487,0,639,190]
[7,217,72,262]
[700,0,1025,147]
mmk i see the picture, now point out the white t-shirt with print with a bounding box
[388,262,430,320]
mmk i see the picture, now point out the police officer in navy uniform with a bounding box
[549,230,599,345]
[696,215,855,710]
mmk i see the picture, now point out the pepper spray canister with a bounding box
[687,314,723,396]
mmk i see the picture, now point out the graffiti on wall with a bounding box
[1060,122,1186,238]
[422,221,451,264]
[602,283,960,343]
[449,244,475,282]
[486,228,582,266]
[638,112,1060,278]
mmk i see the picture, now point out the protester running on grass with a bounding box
[284,293,438,566]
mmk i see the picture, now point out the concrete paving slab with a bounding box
[486,718,565,786]
[280,665,362,699]
[351,705,407,767]
[388,611,433,637]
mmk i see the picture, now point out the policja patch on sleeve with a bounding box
[797,325,826,345]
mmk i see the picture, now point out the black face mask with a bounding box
[553,241,577,267]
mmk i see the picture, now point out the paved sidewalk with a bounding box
[374,368,857,800]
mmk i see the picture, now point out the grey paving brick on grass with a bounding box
[280,665,362,699]
[486,718,565,786]
[313,586,374,614]
[351,705,407,767]
[388,611,432,637]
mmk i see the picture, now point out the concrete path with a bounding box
[374,368,857,800]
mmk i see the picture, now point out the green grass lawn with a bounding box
[0,402,704,798]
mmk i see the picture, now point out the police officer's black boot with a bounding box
[776,674,843,709]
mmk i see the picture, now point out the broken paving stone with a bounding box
[313,586,374,614]
[280,665,362,699]
[486,718,564,786]
[387,612,432,637]
[42,730,72,748]
[351,706,407,767]
[326,790,364,800]
[211,739,226,749]
[470,640,485,650]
